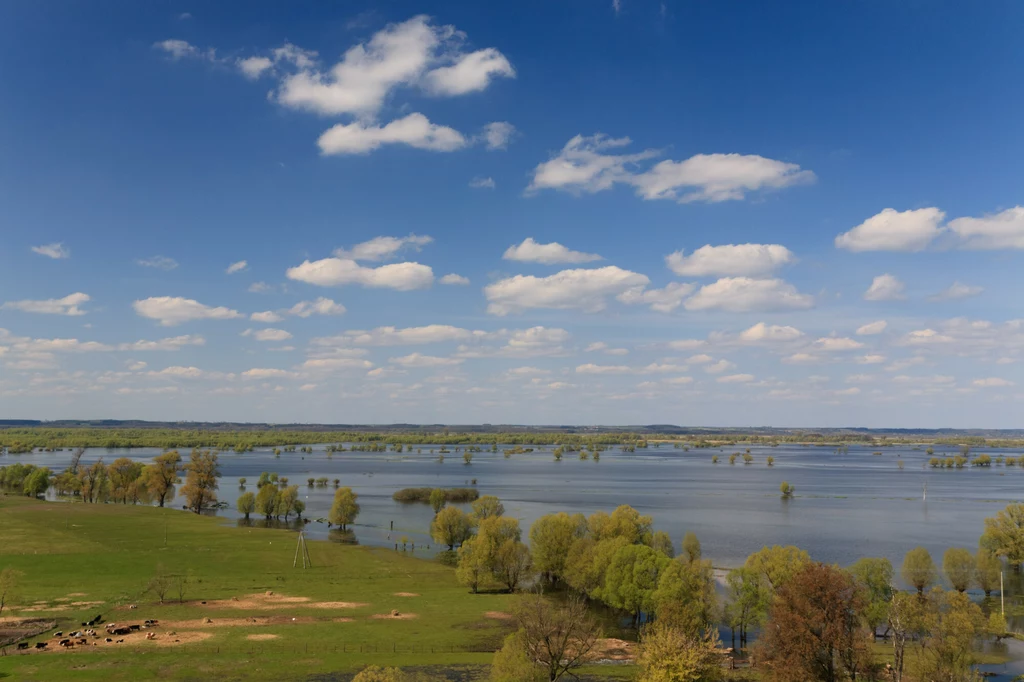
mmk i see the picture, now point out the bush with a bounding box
[392,487,480,503]
[436,550,459,567]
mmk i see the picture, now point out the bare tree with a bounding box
[148,566,172,604]
[513,593,600,681]
[175,571,193,604]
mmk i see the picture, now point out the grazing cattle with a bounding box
[128,604,137,610]
[105,638,112,643]
[54,631,63,637]
[145,632,156,640]
[144,619,158,626]
[129,624,140,631]
[116,639,124,644]
[58,639,71,647]
[17,642,29,650]
[81,622,88,627]
[35,642,48,649]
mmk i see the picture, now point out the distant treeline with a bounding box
[3,427,1024,453]
[392,487,480,503]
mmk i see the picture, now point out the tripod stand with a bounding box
[293,530,312,568]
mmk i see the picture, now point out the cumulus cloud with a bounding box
[119,335,206,352]
[241,368,296,379]
[929,282,984,301]
[617,282,696,313]
[863,274,906,301]
[738,322,803,343]
[238,56,274,79]
[287,298,346,317]
[527,134,815,203]
[133,296,243,326]
[334,234,433,262]
[318,113,468,154]
[247,328,292,342]
[469,177,496,189]
[316,325,481,346]
[972,377,1014,388]
[502,238,602,265]
[481,121,516,150]
[251,311,284,323]
[856,320,887,335]
[389,352,463,367]
[718,373,755,383]
[455,327,570,359]
[31,242,70,259]
[947,207,1024,249]
[485,266,649,315]
[683,277,814,312]
[585,342,628,355]
[813,337,865,351]
[136,256,179,271]
[286,258,433,290]
[666,244,795,278]
[300,357,374,371]
[424,49,515,96]
[440,273,470,285]
[856,354,887,364]
[576,363,631,374]
[153,39,215,61]
[248,282,274,294]
[835,208,946,252]
[2,292,90,316]
[226,260,248,274]
[704,359,736,374]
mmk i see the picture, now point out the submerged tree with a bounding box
[901,547,937,595]
[329,487,360,530]
[145,450,181,507]
[181,449,220,514]
[236,491,256,520]
[942,548,975,593]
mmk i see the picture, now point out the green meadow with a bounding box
[0,496,632,681]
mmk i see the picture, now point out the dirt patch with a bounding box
[32,630,214,653]
[593,637,636,661]
[370,611,418,620]
[483,611,514,621]
[67,593,88,597]
[70,601,104,607]
[160,616,322,629]
[201,593,367,611]
[246,634,279,641]
[393,592,419,597]
[19,605,70,613]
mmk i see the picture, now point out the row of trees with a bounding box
[0,449,222,514]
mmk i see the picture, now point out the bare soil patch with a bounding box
[593,638,636,661]
[393,592,419,597]
[201,593,367,611]
[483,611,514,621]
[370,611,418,620]
[246,634,279,641]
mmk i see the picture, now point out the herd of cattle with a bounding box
[14,615,160,652]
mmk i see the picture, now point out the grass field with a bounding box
[0,495,639,681]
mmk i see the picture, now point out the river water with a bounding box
[7,441,1023,574]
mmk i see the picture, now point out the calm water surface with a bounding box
[9,442,1024,572]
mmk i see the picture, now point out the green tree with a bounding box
[351,665,407,682]
[255,482,278,519]
[635,622,723,682]
[681,531,702,563]
[601,543,670,624]
[22,467,51,498]
[564,536,629,599]
[982,503,1024,569]
[181,449,220,514]
[329,487,360,530]
[430,506,473,550]
[463,451,473,465]
[886,591,926,682]
[236,491,256,519]
[901,546,937,595]
[588,505,653,544]
[652,557,718,636]
[725,566,767,648]
[145,450,181,507]
[107,457,144,504]
[471,495,505,521]
[848,557,893,637]
[529,512,586,584]
[919,589,985,682]
[494,540,534,592]
[942,548,975,593]
[745,545,811,591]
[490,630,544,682]
[456,536,488,593]
[975,549,1002,596]
[780,481,795,498]
[650,530,675,558]
[275,485,299,520]
[429,487,447,515]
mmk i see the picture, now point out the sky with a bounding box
[1,0,1023,428]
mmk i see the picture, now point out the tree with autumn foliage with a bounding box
[756,562,874,682]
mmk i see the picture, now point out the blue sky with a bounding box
[2,0,1023,427]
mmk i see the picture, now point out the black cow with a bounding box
[35,642,48,649]
[16,642,29,650]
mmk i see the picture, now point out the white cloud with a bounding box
[238,56,274,79]
[527,134,815,203]
[668,339,707,351]
[503,238,602,265]
[439,273,470,286]
[456,327,570,359]
[617,282,696,313]
[226,260,248,274]
[947,207,1024,249]
[585,342,628,355]
[318,113,468,154]
[424,49,515,95]
[389,352,463,367]
[133,296,242,326]
[835,207,946,252]
[856,354,887,364]
[300,357,374,371]
[505,366,550,377]
[334,234,433,261]
[899,328,955,345]
[119,335,205,351]
[863,274,906,301]
[31,242,70,259]
[738,322,803,343]
[718,373,755,383]
[250,328,292,342]
[288,298,346,317]
[481,121,516,150]
[469,177,496,189]
[687,354,714,364]
[251,311,284,323]
[242,368,296,379]
[248,282,274,294]
[148,365,225,380]
[782,353,823,365]
[136,255,179,271]
[317,325,479,346]
[128,361,148,371]
[704,359,735,374]
[929,282,984,301]
[684,277,814,312]
[576,363,631,374]
[485,265,649,315]
[2,292,90,316]
[813,337,864,351]
[286,258,433,290]
[973,377,1014,388]
[856,320,887,335]
[666,243,795,278]
[153,39,215,61]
